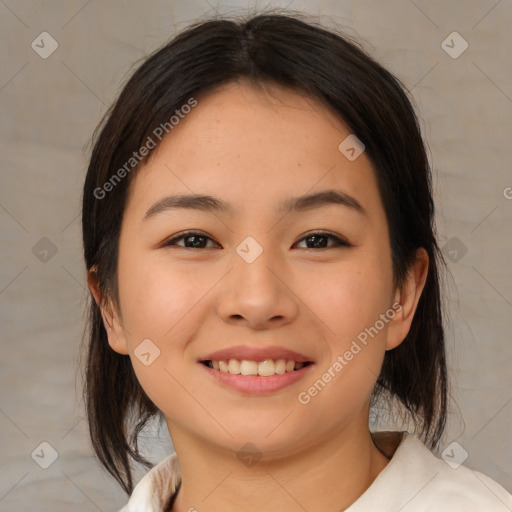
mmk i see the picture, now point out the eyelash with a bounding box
[162,230,352,250]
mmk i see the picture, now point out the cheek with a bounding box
[298,253,393,343]
[295,259,391,422]
[118,252,215,342]
[117,256,216,423]
[293,247,393,410]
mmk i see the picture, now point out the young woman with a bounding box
[82,12,512,512]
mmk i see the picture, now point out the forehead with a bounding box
[124,81,381,221]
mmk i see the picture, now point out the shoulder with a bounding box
[418,447,512,511]
[118,453,180,512]
[348,432,512,511]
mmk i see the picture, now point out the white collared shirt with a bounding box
[119,432,512,511]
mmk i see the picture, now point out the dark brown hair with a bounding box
[81,11,448,495]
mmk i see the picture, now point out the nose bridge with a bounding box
[235,236,277,290]
[215,234,298,328]
[233,233,282,299]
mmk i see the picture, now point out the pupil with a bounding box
[186,235,205,248]
[308,235,327,248]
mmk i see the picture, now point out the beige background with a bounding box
[1,0,511,510]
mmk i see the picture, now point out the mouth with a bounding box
[198,346,315,393]
[200,359,314,377]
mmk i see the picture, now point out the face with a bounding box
[93,81,425,458]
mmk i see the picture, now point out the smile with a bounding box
[199,358,315,394]
[201,358,312,377]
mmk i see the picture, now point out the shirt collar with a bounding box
[121,431,408,512]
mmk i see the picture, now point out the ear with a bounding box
[86,267,129,355]
[385,247,429,351]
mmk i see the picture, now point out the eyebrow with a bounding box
[143,189,367,221]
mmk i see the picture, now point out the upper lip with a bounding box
[199,345,314,363]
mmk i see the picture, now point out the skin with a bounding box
[88,80,428,512]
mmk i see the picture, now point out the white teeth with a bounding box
[240,360,258,375]
[257,359,275,377]
[207,358,309,376]
[228,359,241,374]
[274,359,286,374]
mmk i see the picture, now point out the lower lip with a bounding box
[200,363,315,394]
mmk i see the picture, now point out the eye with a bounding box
[162,230,351,250]
[162,230,220,249]
[294,231,351,249]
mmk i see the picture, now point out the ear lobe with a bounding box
[86,267,129,355]
[385,248,429,351]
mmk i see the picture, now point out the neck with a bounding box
[169,416,390,512]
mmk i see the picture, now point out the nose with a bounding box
[215,244,299,330]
